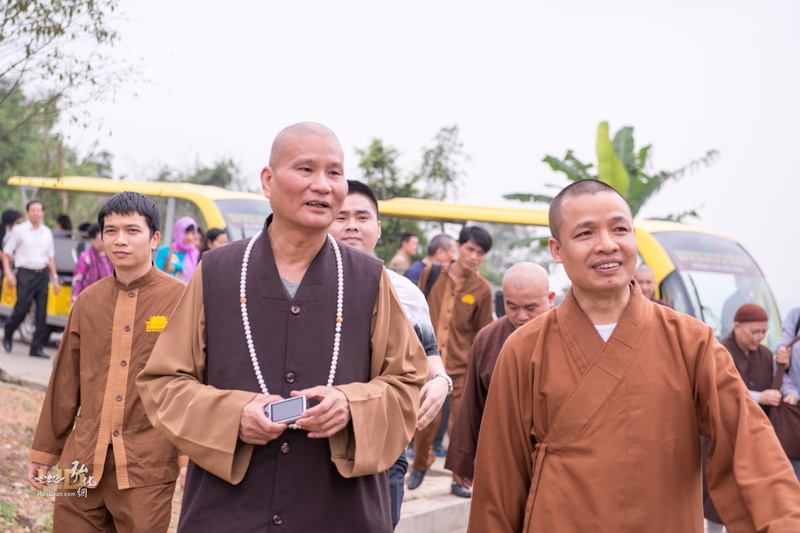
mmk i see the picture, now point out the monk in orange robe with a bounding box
[469,180,800,532]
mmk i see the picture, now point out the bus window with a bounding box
[652,231,780,348]
[659,271,693,317]
[214,198,272,240]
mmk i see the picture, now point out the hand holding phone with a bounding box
[264,395,308,425]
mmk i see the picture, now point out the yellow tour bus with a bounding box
[378,197,781,349]
[0,178,780,349]
[1,176,271,341]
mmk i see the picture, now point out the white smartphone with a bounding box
[264,395,307,425]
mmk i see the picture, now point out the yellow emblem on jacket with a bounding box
[461,294,475,305]
[146,316,168,332]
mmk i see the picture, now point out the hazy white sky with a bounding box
[64,0,800,314]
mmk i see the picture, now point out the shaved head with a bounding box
[502,262,555,328]
[634,263,656,299]
[270,122,341,167]
[503,262,549,294]
[549,180,630,242]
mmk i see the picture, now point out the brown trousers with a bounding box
[53,447,175,533]
[412,372,465,480]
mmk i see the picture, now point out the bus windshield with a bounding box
[653,231,780,348]
[214,199,272,240]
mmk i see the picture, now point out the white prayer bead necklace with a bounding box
[240,231,344,428]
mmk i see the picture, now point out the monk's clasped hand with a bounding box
[239,394,288,445]
[291,386,351,438]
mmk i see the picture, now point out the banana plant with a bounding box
[505,121,718,220]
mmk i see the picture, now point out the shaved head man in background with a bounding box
[445,262,554,488]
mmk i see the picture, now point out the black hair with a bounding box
[26,200,43,212]
[1,209,21,226]
[346,180,380,216]
[86,223,102,239]
[77,222,91,232]
[201,228,229,253]
[459,226,492,253]
[206,228,227,243]
[400,232,417,243]
[0,209,21,246]
[56,214,73,231]
[427,234,453,256]
[97,191,160,237]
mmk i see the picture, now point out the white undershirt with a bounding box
[594,323,617,342]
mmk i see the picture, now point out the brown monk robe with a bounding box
[444,316,514,479]
[446,262,555,483]
[470,180,800,533]
[138,123,426,533]
[471,285,800,532]
[703,304,781,528]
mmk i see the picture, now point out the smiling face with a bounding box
[261,129,346,234]
[103,212,160,284]
[329,193,381,254]
[733,320,769,353]
[548,191,637,299]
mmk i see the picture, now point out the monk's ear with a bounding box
[260,167,273,199]
[548,237,563,264]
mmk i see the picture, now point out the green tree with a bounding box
[0,81,113,209]
[154,158,257,192]
[506,121,718,221]
[0,0,124,138]
[414,125,469,201]
[354,138,423,262]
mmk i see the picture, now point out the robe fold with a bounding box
[137,220,426,532]
[445,316,515,479]
[470,283,800,533]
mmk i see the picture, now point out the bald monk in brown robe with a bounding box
[445,262,554,488]
[469,180,800,532]
[137,122,427,532]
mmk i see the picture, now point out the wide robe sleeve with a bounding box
[329,268,427,478]
[30,300,83,466]
[445,325,489,479]
[468,327,535,532]
[136,263,258,484]
[692,320,800,532]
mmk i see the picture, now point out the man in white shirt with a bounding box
[2,200,60,358]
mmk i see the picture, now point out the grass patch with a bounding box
[0,499,18,526]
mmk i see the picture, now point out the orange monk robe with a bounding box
[470,284,800,533]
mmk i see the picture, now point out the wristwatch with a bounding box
[432,372,453,395]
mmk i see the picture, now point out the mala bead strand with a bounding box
[240,231,344,427]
